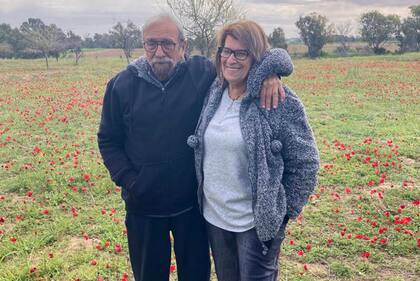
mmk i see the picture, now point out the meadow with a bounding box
[0,51,419,281]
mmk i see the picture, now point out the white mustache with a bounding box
[152,57,173,64]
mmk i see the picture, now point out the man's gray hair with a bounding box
[142,13,185,42]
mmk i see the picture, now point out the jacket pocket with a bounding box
[129,162,168,208]
[167,154,196,207]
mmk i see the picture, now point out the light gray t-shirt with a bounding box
[202,88,254,232]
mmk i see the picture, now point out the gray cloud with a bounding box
[242,0,417,6]
[0,0,417,38]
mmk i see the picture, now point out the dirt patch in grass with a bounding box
[67,236,97,252]
[399,156,416,166]
[2,192,29,203]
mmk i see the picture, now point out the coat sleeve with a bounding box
[279,88,320,219]
[97,76,138,191]
[247,48,294,97]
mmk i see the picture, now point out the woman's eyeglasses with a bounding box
[218,47,250,61]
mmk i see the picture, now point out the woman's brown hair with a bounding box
[215,20,270,81]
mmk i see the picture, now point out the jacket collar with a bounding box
[128,56,187,88]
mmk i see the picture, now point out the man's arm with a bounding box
[97,76,138,191]
[257,48,294,109]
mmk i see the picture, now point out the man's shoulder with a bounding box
[186,55,213,70]
[109,68,136,90]
[185,55,216,87]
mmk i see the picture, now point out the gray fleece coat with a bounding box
[187,48,320,245]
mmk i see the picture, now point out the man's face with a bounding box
[143,20,186,81]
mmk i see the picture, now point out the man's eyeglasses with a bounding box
[144,40,177,52]
[218,47,250,61]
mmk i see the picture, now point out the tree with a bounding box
[82,36,95,48]
[48,25,67,62]
[296,13,331,58]
[410,4,420,17]
[396,5,420,52]
[360,11,400,54]
[0,23,27,58]
[20,18,66,68]
[66,31,83,64]
[268,27,287,50]
[110,21,142,64]
[166,0,241,57]
[93,33,114,48]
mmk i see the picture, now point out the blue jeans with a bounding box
[206,219,288,281]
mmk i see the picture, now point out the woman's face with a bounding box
[221,35,253,87]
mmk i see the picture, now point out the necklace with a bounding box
[228,92,244,101]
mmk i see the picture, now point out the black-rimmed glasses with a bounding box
[218,47,250,61]
[144,40,177,52]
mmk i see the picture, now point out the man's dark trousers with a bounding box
[125,207,210,281]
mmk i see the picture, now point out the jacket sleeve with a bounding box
[279,88,320,219]
[247,48,294,96]
[97,76,138,190]
[263,48,294,77]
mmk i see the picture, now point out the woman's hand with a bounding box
[260,74,285,110]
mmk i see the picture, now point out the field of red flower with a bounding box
[0,52,419,281]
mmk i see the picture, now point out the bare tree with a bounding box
[335,21,353,51]
[110,21,142,64]
[166,0,242,57]
[66,31,83,65]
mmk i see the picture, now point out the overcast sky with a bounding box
[0,0,417,38]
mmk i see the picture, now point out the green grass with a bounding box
[0,53,419,280]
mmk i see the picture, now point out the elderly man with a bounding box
[97,14,287,281]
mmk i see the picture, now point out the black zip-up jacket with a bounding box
[97,56,215,215]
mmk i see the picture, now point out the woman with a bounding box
[188,20,320,280]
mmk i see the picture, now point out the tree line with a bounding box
[166,1,419,58]
[0,19,142,67]
[295,5,420,58]
[0,1,419,68]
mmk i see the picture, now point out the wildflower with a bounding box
[83,173,91,182]
[32,146,41,155]
[378,228,388,234]
[361,251,370,258]
[379,238,388,245]
[115,243,122,253]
